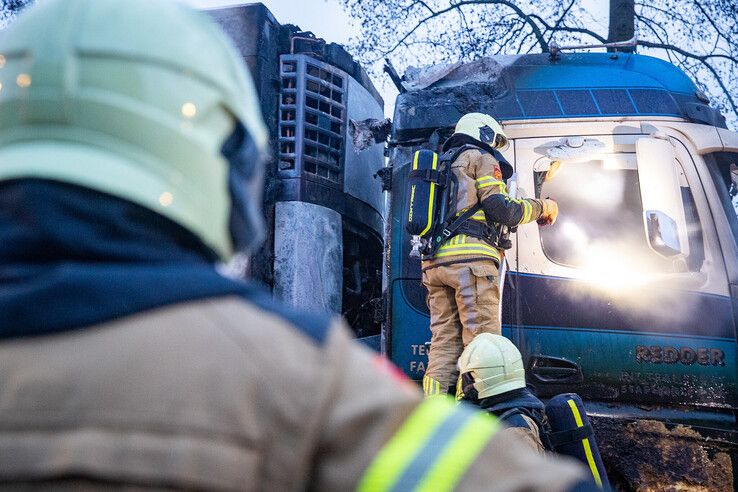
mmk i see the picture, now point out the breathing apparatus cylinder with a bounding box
[544,393,610,489]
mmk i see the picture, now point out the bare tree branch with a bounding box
[638,39,738,116]
[343,0,738,127]
[529,14,607,43]
[375,0,549,60]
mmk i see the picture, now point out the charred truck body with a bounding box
[209,4,385,344]
[386,54,738,489]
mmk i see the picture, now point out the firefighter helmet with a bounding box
[454,113,508,149]
[0,0,269,260]
[458,333,526,399]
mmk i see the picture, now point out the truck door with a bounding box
[510,130,737,414]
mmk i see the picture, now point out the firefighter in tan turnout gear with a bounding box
[457,333,548,453]
[423,113,559,397]
[0,2,595,490]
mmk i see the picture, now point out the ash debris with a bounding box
[593,417,734,491]
[349,117,392,152]
[402,55,522,91]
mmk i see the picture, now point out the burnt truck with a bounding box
[208,4,386,344]
[384,53,738,490]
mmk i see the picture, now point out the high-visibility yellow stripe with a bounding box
[414,410,499,492]
[475,177,506,192]
[357,398,500,492]
[434,248,500,260]
[471,210,486,221]
[455,375,463,401]
[437,243,499,253]
[424,375,443,396]
[567,399,602,487]
[416,152,437,236]
[519,199,531,223]
[357,398,454,491]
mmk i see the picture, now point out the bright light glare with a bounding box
[561,220,588,250]
[574,243,659,291]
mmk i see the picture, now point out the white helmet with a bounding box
[0,0,269,260]
[454,113,508,149]
[458,333,526,399]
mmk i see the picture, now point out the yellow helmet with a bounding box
[458,333,526,399]
[0,0,268,260]
[454,113,508,149]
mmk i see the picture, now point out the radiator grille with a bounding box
[278,55,346,186]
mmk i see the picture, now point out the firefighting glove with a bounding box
[537,198,558,225]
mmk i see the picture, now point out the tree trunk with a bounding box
[607,0,635,53]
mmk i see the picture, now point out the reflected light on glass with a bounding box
[561,220,588,250]
[576,243,659,291]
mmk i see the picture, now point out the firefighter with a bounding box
[422,113,558,397]
[0,1,597,490]
[457,333,547,452]
[458,335,612,489]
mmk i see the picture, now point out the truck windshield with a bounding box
[537,154,702,274]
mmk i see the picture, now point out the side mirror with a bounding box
[645,210,681,257]
[635,137,689,258]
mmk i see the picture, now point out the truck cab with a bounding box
[384,53,738,489]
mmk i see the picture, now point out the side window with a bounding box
[536,153,704,273]
[705,151,738,247]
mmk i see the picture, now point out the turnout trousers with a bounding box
[421,259,501,396]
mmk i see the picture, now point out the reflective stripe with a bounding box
[357,398,500,492]
[475,176,506,191]
[437,242,496,252]
[435,249,500,260]
[435,242,501,261]
[412,151,438,237]
[455,375,463,401]
[471,210,486,221]
[519,199,532,224]
[567,399,603,487]
[423,375,442,396]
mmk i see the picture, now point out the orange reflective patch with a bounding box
[493,166,502,181]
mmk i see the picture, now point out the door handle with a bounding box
[528,355,583,384]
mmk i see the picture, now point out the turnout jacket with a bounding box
[423,148,543,269]
[479,387,549,453]
[0,181,594,491]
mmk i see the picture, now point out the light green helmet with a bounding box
[454,113,508,149]
[0,0,268,260]
[458,333,526,399]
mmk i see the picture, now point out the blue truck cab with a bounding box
[384,52,738,489]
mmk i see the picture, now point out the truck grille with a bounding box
[278,54,346,186]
